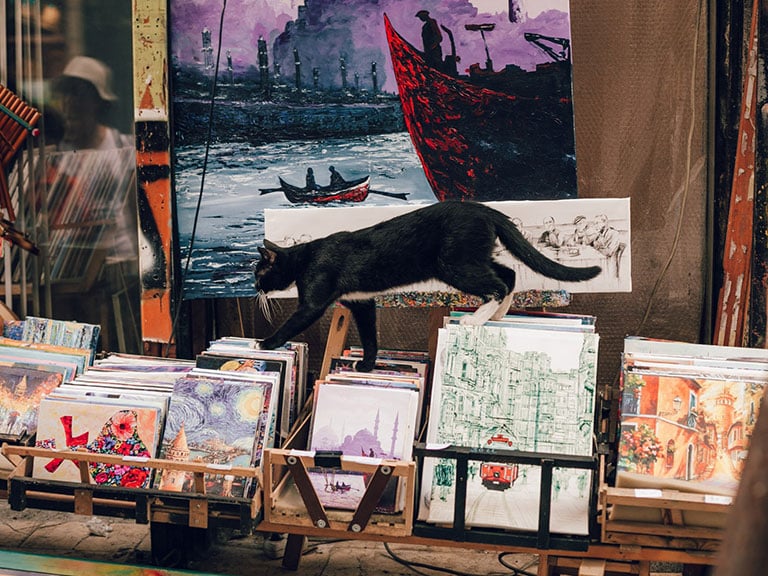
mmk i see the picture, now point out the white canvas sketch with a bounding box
[419,323,598,535]
[264,197,631,297]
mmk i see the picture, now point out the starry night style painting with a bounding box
[171,0,576,298]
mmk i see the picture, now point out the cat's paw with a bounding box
[251,341,263,350]
[259,338,281,350]
[459,314,482,326]
[355,358,376,372]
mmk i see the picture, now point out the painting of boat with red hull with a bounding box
[262,176,370,204]
[384,14,577,202]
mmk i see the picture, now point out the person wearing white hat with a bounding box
[53,56,131,151]
[45,55,140,349]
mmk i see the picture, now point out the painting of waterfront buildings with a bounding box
[419,322,598,534]
[618,370,767,494]
[309,382,420,512]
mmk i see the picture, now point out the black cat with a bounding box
[254,201,602,371]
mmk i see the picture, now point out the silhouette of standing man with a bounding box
[416,10,443,69]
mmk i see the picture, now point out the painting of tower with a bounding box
[154,373,274,497]
[157,424,190,492]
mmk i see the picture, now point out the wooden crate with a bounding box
[261,447,415,538]
[599,482,730,551]
[1,442,261,533]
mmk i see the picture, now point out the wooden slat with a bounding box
[713,0,759,346]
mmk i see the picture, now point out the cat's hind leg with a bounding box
[490,263,516,321]
[462,300,502,325]
[439,264,509,326]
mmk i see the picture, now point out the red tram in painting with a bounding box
[480,462,519,491]
[481,433,519,490]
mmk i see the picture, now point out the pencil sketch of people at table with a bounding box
[511,217,533,244]
[589,213,626,277]
[566,215,594,246]
[537,216,564,249]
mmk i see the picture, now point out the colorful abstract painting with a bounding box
[33,398,163,488]
[154,373,275,497]
[170,0,576,298]
[420,321,598,534]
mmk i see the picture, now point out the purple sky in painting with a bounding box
[170,0,571,92]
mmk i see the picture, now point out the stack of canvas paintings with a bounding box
[25,350,284,496]
[18,317,101,365]
[197,337,309,446]
[307,356,424,514]
[0,327,100,447]
[29,353,191,486]
[618,337,768,497]
[153,368,280,498]
[0,338,91,381]
[419,311,599,535]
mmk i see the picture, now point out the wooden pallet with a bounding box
[1,443,262,532]
[599,483,730,552]
[261,447,415,538]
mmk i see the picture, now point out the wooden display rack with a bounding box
[258,305,723,574]
[261,448,415,537]
[410,442,598,551]
[0,432,34,499]
[1,442,262,563]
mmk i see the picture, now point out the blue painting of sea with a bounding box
[174,131,434,300]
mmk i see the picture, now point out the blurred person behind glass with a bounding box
[44,56,140,352]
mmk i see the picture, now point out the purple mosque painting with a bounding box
[309,383,419,512]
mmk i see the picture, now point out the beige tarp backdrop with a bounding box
[207,0,710,393]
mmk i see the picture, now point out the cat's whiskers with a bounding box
[256,290,277,324]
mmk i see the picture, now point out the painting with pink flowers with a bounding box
[33,397,163,488]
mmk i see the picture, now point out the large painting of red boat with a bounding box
[170,1,579,298]
[385,12,577,201]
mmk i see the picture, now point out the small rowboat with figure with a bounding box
[260,175,409,204]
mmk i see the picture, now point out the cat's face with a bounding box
[254,242,293,293]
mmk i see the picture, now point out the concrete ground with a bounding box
[0,501,698,575]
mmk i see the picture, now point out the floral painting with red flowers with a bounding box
[33,399,163,487]
[86,409,154,488]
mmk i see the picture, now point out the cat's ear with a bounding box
[258,239,282,265]
[263,239,283,252]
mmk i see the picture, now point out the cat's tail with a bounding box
[495,217,602,282]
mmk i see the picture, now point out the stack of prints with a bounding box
[419,311,599,535]
[617,337,768,496]
[305,349,429,513]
